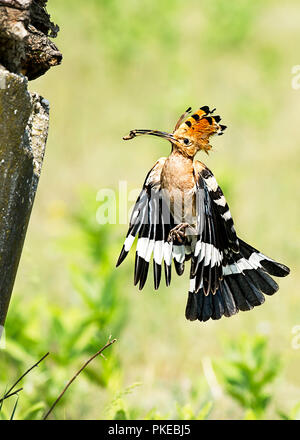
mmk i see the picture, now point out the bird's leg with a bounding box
[167,223,190,244]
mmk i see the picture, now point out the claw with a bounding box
[167,223,189,243]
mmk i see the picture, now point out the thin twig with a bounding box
[0,387,23,404]
[3,352,49,401]
[43,336,117,420]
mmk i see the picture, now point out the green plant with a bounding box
[105,382,142,420]
[0,188,129,419]
[278,402,300,420]
[216,334,281,419]
[175,401,213,420]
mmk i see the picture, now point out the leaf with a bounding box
[196,402,213,420]
[218,334,280,418]
[10,396,19,420]
[114,409,127,420]
[21,402,45,420]
[244,409,257,420]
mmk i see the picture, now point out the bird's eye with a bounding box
[183,138,189,145]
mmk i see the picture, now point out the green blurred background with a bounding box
[1,0,300,420]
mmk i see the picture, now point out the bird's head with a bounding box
[123,106,227,157]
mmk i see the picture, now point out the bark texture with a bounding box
[0,0,62,80]
[0,67,49,326]
[0,0,60,329]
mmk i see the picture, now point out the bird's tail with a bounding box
[185,238,290,322]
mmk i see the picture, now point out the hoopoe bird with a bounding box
[116,106,290,322]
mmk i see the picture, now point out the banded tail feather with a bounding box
[186,238,289,322]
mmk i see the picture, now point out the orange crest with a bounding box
[174,106,227,154]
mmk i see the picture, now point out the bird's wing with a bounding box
[116,157,188,289]
[186,162,290,321]
[190,162,240,296]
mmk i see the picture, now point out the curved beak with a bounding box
[123,129,176,142]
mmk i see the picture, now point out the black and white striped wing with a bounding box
[116,159,187,290]
[186,166,290,322]
[190,166,239,296]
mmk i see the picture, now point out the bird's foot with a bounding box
[167,223,189,244]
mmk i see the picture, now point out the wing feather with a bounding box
[117,159,289,320]
[117,158,187,289]
[186,162,290,322]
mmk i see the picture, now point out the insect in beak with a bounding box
[123,129,176,143]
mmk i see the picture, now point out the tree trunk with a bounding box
[0,0,61,333]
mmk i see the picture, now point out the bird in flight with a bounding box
[116,106,290,322]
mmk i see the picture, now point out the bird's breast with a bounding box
[160,154,196,226]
